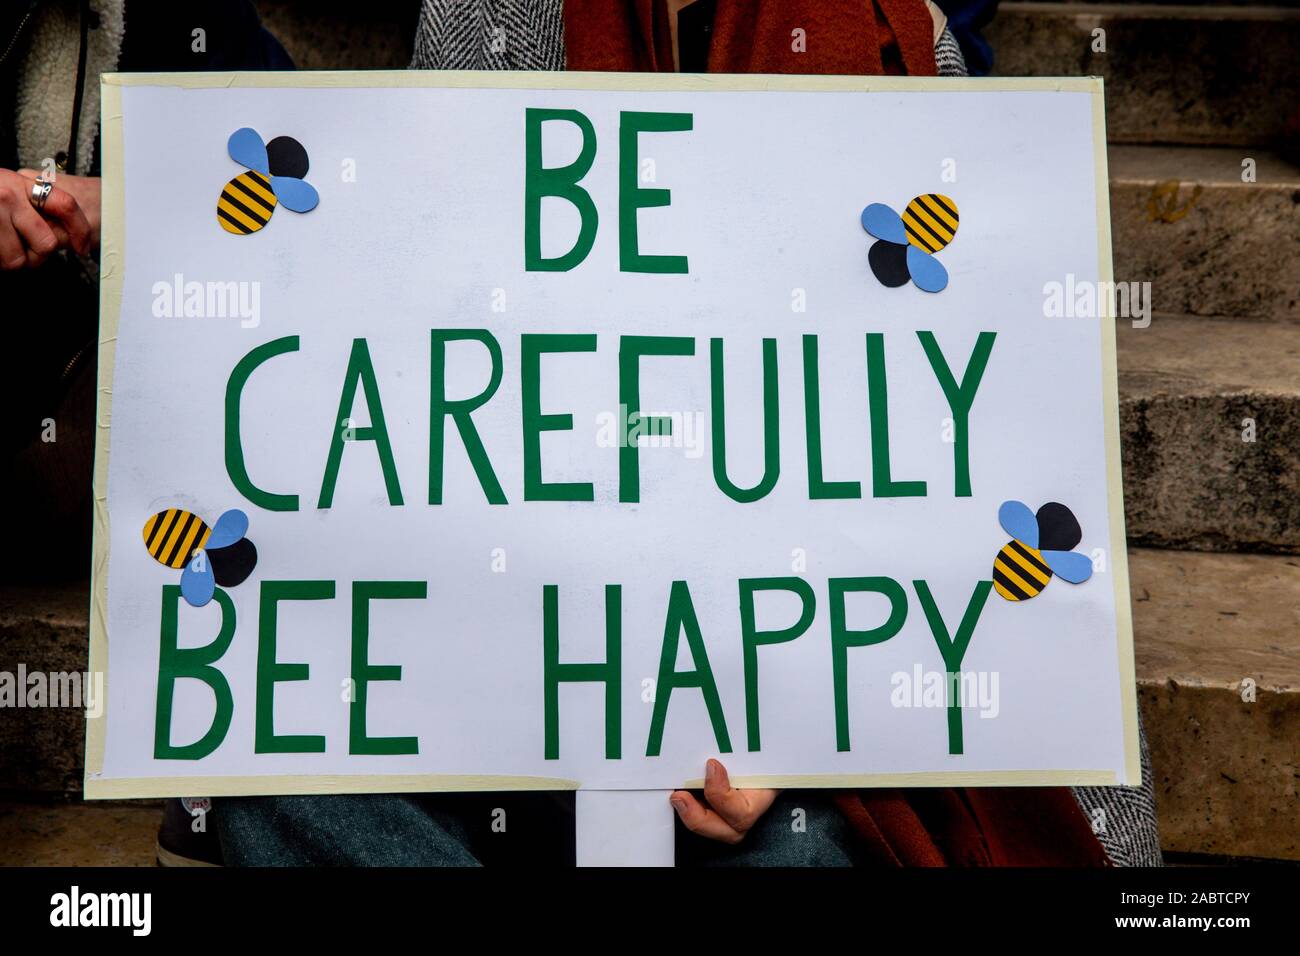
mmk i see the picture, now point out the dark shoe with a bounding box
[156,797,222,866]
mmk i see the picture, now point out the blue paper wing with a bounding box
[180,558,216,607]
[998,500,1039,549]
[271,176,319,213]
[907,245,949,292]
[208,509,249,549]
[1043,549,1094,585]
[228,128,269,175]
[861,203,907,244]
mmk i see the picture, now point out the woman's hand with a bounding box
[670,758,780,844]
[0,168,97,269]
[30,170,101,252]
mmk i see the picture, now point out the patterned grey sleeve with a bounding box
[934,26,968,78]
[1072,712,1164,867]
[410,0,565,71]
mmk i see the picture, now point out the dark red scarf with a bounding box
[565,0,939,76]
[835,788,1111,866]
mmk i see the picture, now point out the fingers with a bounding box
[670,759,783,844]
[701,758,760,832]
[10,199,61,267]
[47,219,71,247]
[13,169,95,256]
[38,187,92,255]
[0,182,40,269]
[669,790,744,844]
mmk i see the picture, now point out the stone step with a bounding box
[1117,314,1300,554]
[1130,547,1300,861]
[0,799,159,866]
[1108,145,1300,323]
[0,583,90,795]
[986,3,1300,146]
[5,548,1299,862]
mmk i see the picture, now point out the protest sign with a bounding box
[86,72,1138,798]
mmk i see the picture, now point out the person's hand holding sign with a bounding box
[670,759,780,844]
[0,168,97,269]
[26,169,102,252]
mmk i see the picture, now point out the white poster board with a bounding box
[86,72,1138,799]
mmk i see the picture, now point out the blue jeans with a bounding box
[215,790,862,866]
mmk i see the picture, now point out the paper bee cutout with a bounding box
[142,508,258,608]
[217,127,319,235]
[861,193,959,293]
[992,500,1093,602]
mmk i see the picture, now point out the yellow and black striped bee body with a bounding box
[217,170,279,235]
[901,193,960,254]
[992,538,1053,602]
[142,508,212,569]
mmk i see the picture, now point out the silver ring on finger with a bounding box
[30,179,53,211]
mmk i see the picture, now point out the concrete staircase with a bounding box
[989,2,1300,146]
[1129,549,1298,860]
[2,3,1297,864]
[989,2,1300,860]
